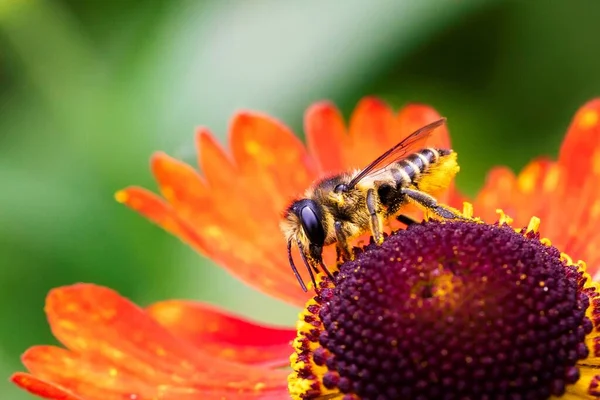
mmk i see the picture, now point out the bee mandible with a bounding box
[280,118,462,291]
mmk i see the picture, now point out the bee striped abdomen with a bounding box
[395,147,448,182]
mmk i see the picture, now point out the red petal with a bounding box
[44,284,289,389]
[147,300,295,367]
[11,373,84,400]
[305,101,347,175]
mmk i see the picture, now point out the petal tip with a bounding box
[45,283,102,309]
[397,103,443,123]
[231,111,258,126]
[150,151,169,166]
[573,98,600,129]
[194,127,215,147]
[114,189,129,204]
[306,100,336,114]
[356,96,387,110]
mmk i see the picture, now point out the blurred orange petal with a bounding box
[396,103,452,149]
[147,300,295,367]
[553,99,600,269]
[305,101,347,174]
[559,98,600,189]
[344,97,396,168]
[472,166,517,221]
[474,158,557,227]
[11,373,83,400]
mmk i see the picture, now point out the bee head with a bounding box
[287,199,326,247]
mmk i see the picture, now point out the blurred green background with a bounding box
[2,0,600,398]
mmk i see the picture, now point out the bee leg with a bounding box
[366,188,384,244]
[310,244,335,282]
[334,220,352,262]
[318,259,335,282]
[401,188,462,220]
[396,214,420,226]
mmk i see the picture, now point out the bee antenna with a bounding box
[288,240,308,292]
[297,239,318,292]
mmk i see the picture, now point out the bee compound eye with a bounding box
[334,183,348,193]
[300,206,325,246]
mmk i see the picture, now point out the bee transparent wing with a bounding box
[346,118,446,189]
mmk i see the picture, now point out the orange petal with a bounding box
[557,178,600,277]
[554,99,600,271]
[45,284,288,390]
[155,386,289,400]
[229,111,317,209]
[11,373,84,400]
[473,166,520,224]
[147,300,295,367]
[115,186,207,251]
[396,103,451,149]
[21,346,157,399]
[149,152,241,253]
[119,183,308,306]
[444,186,469,211]
[345,97,396,169]
[195,128,237,191]
[559,98,600,189]
[151,152,210,218]
[158,113,318,306]
[305,101,347,175]
[497,157,559,228]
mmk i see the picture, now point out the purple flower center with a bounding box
[312,221,592,400]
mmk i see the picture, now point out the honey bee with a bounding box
[280,118,462,291]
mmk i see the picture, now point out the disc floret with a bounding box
[289,208,600,400]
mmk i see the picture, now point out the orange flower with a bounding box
[12,98,600,400]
